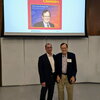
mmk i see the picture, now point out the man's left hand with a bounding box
[70,76,75,84]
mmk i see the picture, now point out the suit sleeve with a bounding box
[55,54,60,76]
[72,54,77,77]
[38,56,45,83]
[34,23,39,27]
[50,23,54,27]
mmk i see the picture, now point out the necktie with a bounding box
[47,23,49,27]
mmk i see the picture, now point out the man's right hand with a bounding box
[57,76,61,83]
[41,82,46,87]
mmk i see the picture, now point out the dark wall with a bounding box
[87,0,100,35]
[0,0,2,86]
[0,0,2,34]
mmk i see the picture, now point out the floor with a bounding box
[0,83,100,100]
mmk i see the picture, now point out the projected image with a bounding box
[33,9,55,28]
[29,2,62,29]
[3,0,86,36]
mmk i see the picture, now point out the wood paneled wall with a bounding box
[0,0,3,34]
[87,0,100,35]
[0,0,2,86]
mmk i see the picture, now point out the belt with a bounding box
[51,72,55,74]
[62,73,67,75]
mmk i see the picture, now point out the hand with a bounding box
[70,76,75,84]
[57,76,61,83]
[41,82,46,87]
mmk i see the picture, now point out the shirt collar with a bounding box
[43,21,49,27]
[47,53,53,57]
[62,54,67,57]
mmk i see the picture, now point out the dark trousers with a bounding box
[40,73,55,100]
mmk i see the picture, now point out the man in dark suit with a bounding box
[34,10,54,27]
[38,43,56,100]
[55,43,77,100]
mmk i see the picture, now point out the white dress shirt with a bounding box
[43,22,50,27]
[47,53,55,73]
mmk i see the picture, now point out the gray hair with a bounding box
[45,43,52,48]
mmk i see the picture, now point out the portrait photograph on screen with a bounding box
[3,0,86,36]
[29,5,61,29]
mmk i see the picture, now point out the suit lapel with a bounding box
[59,53,62,72]
[67,52,69,59]
[42,21,45,27]
[67,52,70,69]
[45,54,52,70]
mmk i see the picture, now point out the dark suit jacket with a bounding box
[38,53,56,84]
[34,21,54,27]
[55,52,77,84]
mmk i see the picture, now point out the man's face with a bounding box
[45,44,52,54]
[42,11,50,23]
[60,44,68,55]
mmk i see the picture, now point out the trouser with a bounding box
[40,73,55,100]
[57,75,73,100]
[40,84,55,100]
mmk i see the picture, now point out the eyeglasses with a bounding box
[46,47,52,48]
[43,16,50,18]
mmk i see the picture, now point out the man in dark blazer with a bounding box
[55,43,77,100]
[34,10,54,28]
[38,43,56,100]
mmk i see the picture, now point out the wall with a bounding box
[0,0,100,86]
[1,36,100,86]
